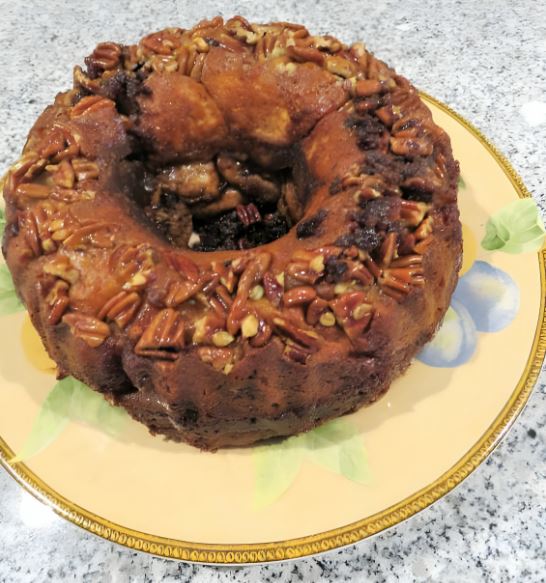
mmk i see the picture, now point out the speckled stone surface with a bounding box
[1,0,545,581]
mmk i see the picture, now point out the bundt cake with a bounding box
[2,17,461,449]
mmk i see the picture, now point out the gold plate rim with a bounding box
[1,93,544,564]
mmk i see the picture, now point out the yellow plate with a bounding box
[0,95,544,564]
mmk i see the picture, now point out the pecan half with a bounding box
[283,286,317,307]
[347,260,375,286]
[237,252,272,297]
[255,31,280,60]
[63,313,110,348]
[141,31,178,55]
[390,254,422,268]
[189,52,207,81]
[166,252,200,282]
[387,267,425,286]
[98,291,141,329]
[50,160,76,189]
[354,79,383,97]
[86,42,122,72]
[200,273,221,296]
[305,34,342,53]
[273,317,320,350]
[413,235,433,254]
[18,211,41,256]
[219,268,238,293]
[62,222,115,250]
[284,261,321,289]
[378,232,398,267]
[287,45,324,65]
[330,291,374,341]
[226,296,247,336]
[135,308,185,359]
[226,18,261,44]
[236,203,261,226]
[283,341,313,364]
[5,154,47,194]
[249,319,272,347]
[177,46,198,76]
[400,200,429,227]
[375,105,402,128]
[262,272,283,306]
[324,55,356,78]
[39,126,80,162]
[414,216,434,240]
[306,297,329,325]
[70,95,114,119]
[48,217,73,243]
[46,281,70,325]
[364,254,382,279]
[15,183,50,200]
[164,280,199,307]
[71,158,100,182]
[213,284,233,311]
[379,262,424,300]
[390,136,433,158]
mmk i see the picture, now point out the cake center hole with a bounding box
[144,153,299,252]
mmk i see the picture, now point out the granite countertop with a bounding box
[1,0,545,581]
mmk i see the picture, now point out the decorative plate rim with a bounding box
[1,93,544,565]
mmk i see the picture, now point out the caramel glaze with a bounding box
[2,17,461,449]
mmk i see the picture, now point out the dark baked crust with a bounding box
[2,17,461,450]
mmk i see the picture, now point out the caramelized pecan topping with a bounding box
[2,17,454,376]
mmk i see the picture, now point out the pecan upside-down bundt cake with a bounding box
[2,17,461,449]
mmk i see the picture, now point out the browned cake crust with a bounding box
[2,17,461,450]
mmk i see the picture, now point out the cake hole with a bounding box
[139,153,302,252]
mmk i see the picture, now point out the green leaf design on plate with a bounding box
[481,198,546,254]
[11,376,128,463]
[253,434,306,509]
[253,418,370,508]
[10,377,74,463]
[305,419,371,484]
[457,175,466,189]
[0,263,24,316]
[1,208,25,315]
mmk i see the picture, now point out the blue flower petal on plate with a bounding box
[417,299,477,367]
[453,260,519,332]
